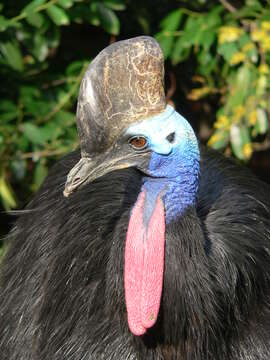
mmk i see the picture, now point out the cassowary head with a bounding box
[64,36,200,336]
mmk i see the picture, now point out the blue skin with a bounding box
[126,105,200,225]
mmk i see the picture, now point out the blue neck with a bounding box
[126,105,200,224]
[141,146,200,224]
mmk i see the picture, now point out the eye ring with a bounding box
[129,136,148,151]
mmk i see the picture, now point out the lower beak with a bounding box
[63,150,150,197]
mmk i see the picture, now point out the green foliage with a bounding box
[156,1,270,161]
[0,0,269,213]
[0,0,125,210]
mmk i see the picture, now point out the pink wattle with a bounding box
[124,190,165,336]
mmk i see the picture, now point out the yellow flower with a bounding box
[218,26,243,44]
[229,52,246,65]
[249,111,257,125]
[187,87,210,101]
[214,115,230,129]
[243,143,252,160]
[242,43,254,52]
[251,29,268,42]
[262,39,270,52]
[261,21,270,31]
[259,64,269,74]
[233,105,245,121]
[208,133,221,146]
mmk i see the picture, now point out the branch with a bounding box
[253,139,270,152]
[19,148,70,160]
[37,62,88,124]
[9,0,58,24]
[219,0,237,13]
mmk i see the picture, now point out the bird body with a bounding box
[0,36,270,359]
[1,148,270,359]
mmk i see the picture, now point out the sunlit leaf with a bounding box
[218,42,239,62]
[0,41,24,71]
[208,130,230,150]
[57,0,74,9]
[46,5,70,25]
[26,12,44,28]
[66,60,85,76]
[255,108,268,134]
[33,160,48,190]
[160,9,183,31]
[0,174,17,210]
[32,33,49,61]
[97,3,120,35]
[103,0,126,11]
[230,124,251,160]
[0,15,9,31]
[156,9,183,59]
[23,0,46,15]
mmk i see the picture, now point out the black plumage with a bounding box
[1,146,270,360]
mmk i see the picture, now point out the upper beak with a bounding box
[63,148,150,197]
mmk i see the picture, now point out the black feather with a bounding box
[0,147,270,360]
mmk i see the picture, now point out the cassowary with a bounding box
[0,36,270,360]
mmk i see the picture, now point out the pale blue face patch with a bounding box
[126,105,198,161]
[126,105,200,223]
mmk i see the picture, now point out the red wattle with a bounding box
[124,190,165,336]
[141,196,165,329]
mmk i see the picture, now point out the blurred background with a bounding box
[0,0,270,251]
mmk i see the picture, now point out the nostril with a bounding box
[166,132,175,143]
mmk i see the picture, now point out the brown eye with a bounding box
[129,136,148,150]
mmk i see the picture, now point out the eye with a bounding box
[129,136,148,150]
[166,132,175,143]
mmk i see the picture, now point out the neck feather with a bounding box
[142,146,200,224]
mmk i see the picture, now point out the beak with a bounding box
[63,148,150,197]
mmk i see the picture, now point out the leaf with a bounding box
[0,15,10,31]
[23,123,49,145]
[156,9,183,59]
[137,14,150,34]
[26,12,44,27]
[171,36,191,64]
[218,42,239,62]
[0,41,24,72]
[33,161,48,190]
[155,32,173,59]
[160,9,183,31]
[200,31,216,50]
[226,65,254,111]
[53,110,75,126]
[66,60,85,76]
[171,16,204,64]
[41,122,63,140]
[0,100,18,122]
[97,3,120,35]
[23,0,46,15]
[46,5,70,25]
[255,108,268,134]
[32,33,49,61]
[230,124,251,160]
[208,130,230,150]
[57,0,74,9]
[103,0,126,11]
[0,174,17,210]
